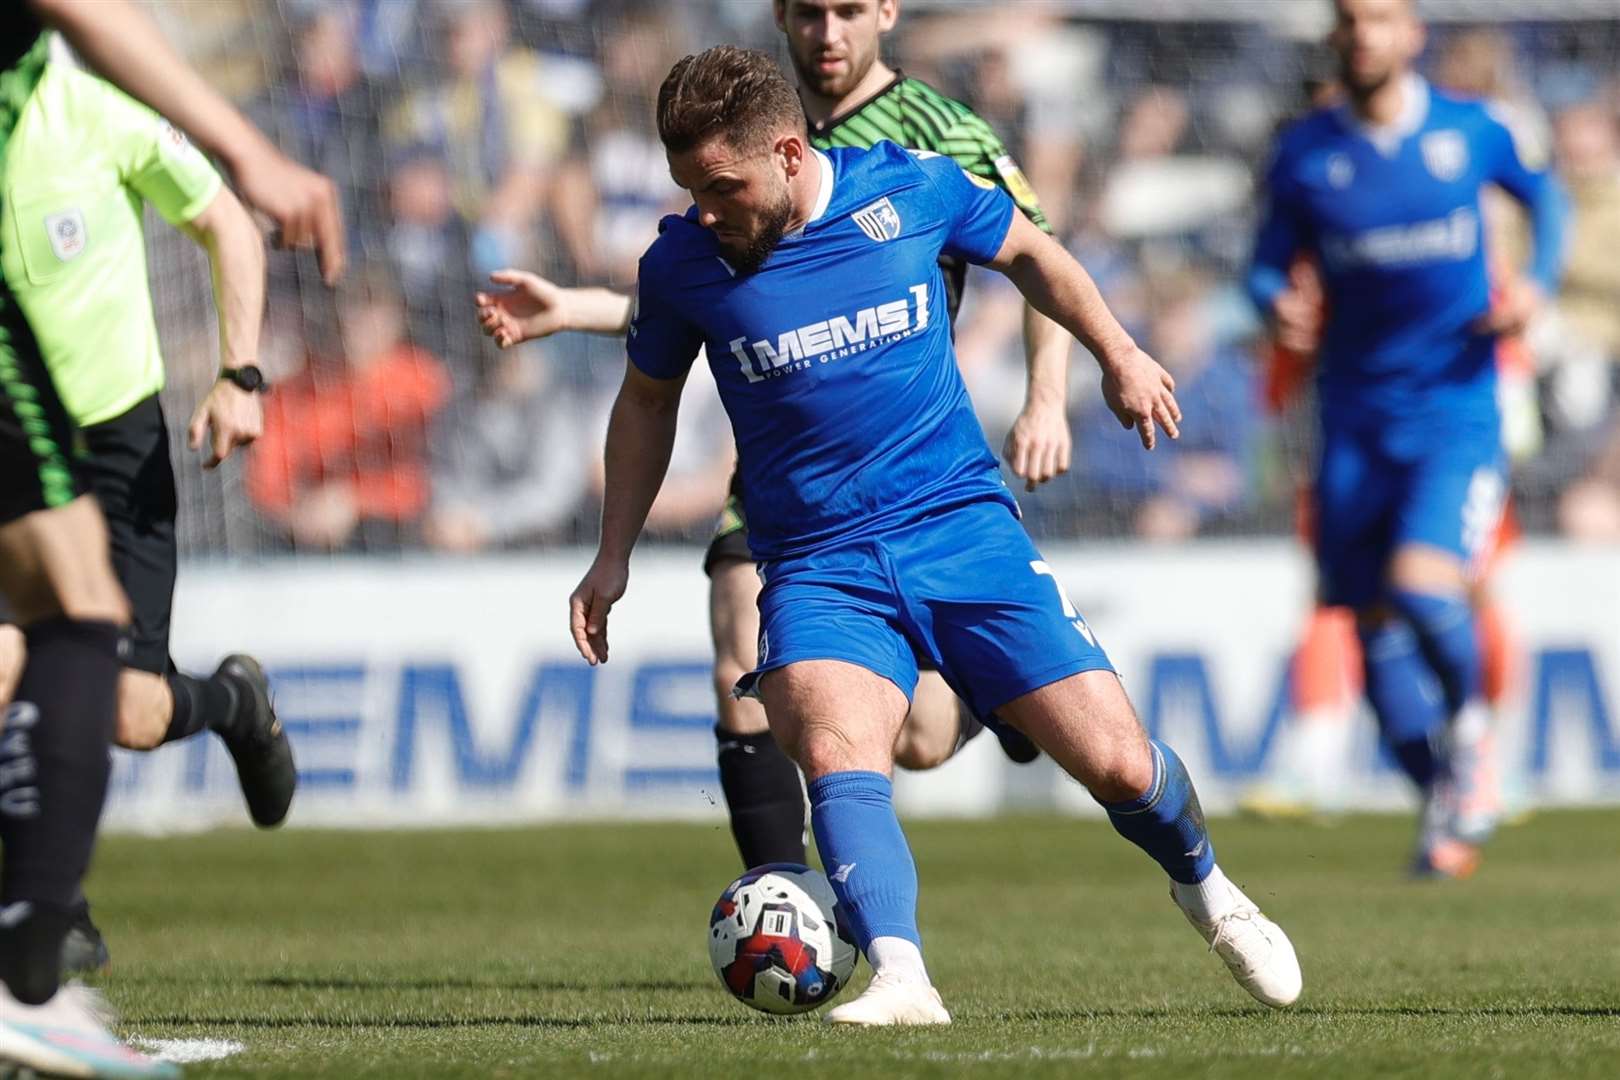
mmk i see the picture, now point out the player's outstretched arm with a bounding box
[475,270,633,348]
[1004,304,1072,492]
[990,214,1180,450]
[32,0,346,284]
[568,362,687,665]
[182,187,267,468]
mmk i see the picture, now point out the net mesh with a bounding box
[125,0,1620,557]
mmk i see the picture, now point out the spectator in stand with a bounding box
[1547,101,1620,367]
[1550,102,1620,540]
[384,143,476,382]
[253,4,380,294]
[1070,269,1262,540]
[549,3,687,286]
[247,266,449,551]
[382,0,567,277]
[1098,85,1251,241]
[424,343,588,552]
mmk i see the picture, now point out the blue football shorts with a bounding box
[1314,416,1507,610]
[735,497,1114,717]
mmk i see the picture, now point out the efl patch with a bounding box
[993,154,1038,206]
[1421,130,1468,182]
[852,197,902,242]
[43,209,87,262]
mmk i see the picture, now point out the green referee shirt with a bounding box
[1,57,223,427]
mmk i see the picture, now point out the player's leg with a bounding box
[892,669,1041,771]
[0,299,130,1024]
[83,396,296,827]
[1389,440,1510,868]
[995,673,1298,1006]
[911,501,1300,1007]
[1314,428,1456,817]
[707,503,808,868]
[891,671,960,771]
[741,549,945,1025]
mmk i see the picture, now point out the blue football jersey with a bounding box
[627,142,1017,560]
[1249,77,1565,434]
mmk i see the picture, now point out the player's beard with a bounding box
[727,188,794,275]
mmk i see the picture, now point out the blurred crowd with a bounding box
[137,0,1620,556]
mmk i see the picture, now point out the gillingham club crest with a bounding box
[852,197,902,242]
[1420,130,1468,182]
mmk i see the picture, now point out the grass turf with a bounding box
[74,809,1620,1078]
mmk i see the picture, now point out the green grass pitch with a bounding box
[79,809,1619,1078]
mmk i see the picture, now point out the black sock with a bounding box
[0,617,120,1003]
[715,726,807,868]
[164,670,241,744]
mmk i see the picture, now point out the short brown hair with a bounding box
[656,45,806,154]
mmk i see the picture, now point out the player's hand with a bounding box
[1473,277,1543,338]
[1003,394,1072,492]
[476,270,570,348]
[1271,282,1323,356]
[187,381,263,469]
[233,143,346,285]
[569,556,628,665]
[1101,346,1181,451]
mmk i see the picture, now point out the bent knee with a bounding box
[114,672,170,750]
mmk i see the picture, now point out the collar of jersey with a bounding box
[809,70,906,136]
[1337,73,1430,157]
[784,149,835,239]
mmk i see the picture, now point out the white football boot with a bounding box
[0,981,180,1079]
[823,972,951,1026]
[1173,878,1303,1008]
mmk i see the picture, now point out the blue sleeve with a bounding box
[625,249,702,380]
[1246,146,1307,314]
[1479,111,1568,293]
[913,151,1017,264]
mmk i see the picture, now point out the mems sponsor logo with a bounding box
[727,283,930,384]
[1321,207,1478,271]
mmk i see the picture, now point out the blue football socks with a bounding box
[807,770,921,950]
[1359,618,1446,789]
[1389,588,1481,717]
[1100,739,1216,885]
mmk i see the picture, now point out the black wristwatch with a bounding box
[219,364,266,393]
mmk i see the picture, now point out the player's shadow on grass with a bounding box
[246,975,709,993]
[1004,1004,1620,1021]
[139,1014,764,1030]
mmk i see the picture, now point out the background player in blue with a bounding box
[1248,0,1567,877]
[569,45,1301,1025]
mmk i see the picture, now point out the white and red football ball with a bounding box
[708,863,859,1015]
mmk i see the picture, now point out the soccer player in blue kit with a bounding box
[1248,0,1566,877]
[569,46,1301,1025]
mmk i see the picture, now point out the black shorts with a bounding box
[82,394,178,675]
[0,288,89,526]
[701,468,751,577]
[0,393,178,672]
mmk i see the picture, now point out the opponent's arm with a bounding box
[934,112,1073,489]
[569,363,687,665]
[1006,305,1071,490]
[989,212,1180,450]
[31,0,345,283]
[182,187,267,468]
[476,270,633,347]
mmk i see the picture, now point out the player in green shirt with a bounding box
[0,47,298,972]
[476,0,1075,870]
